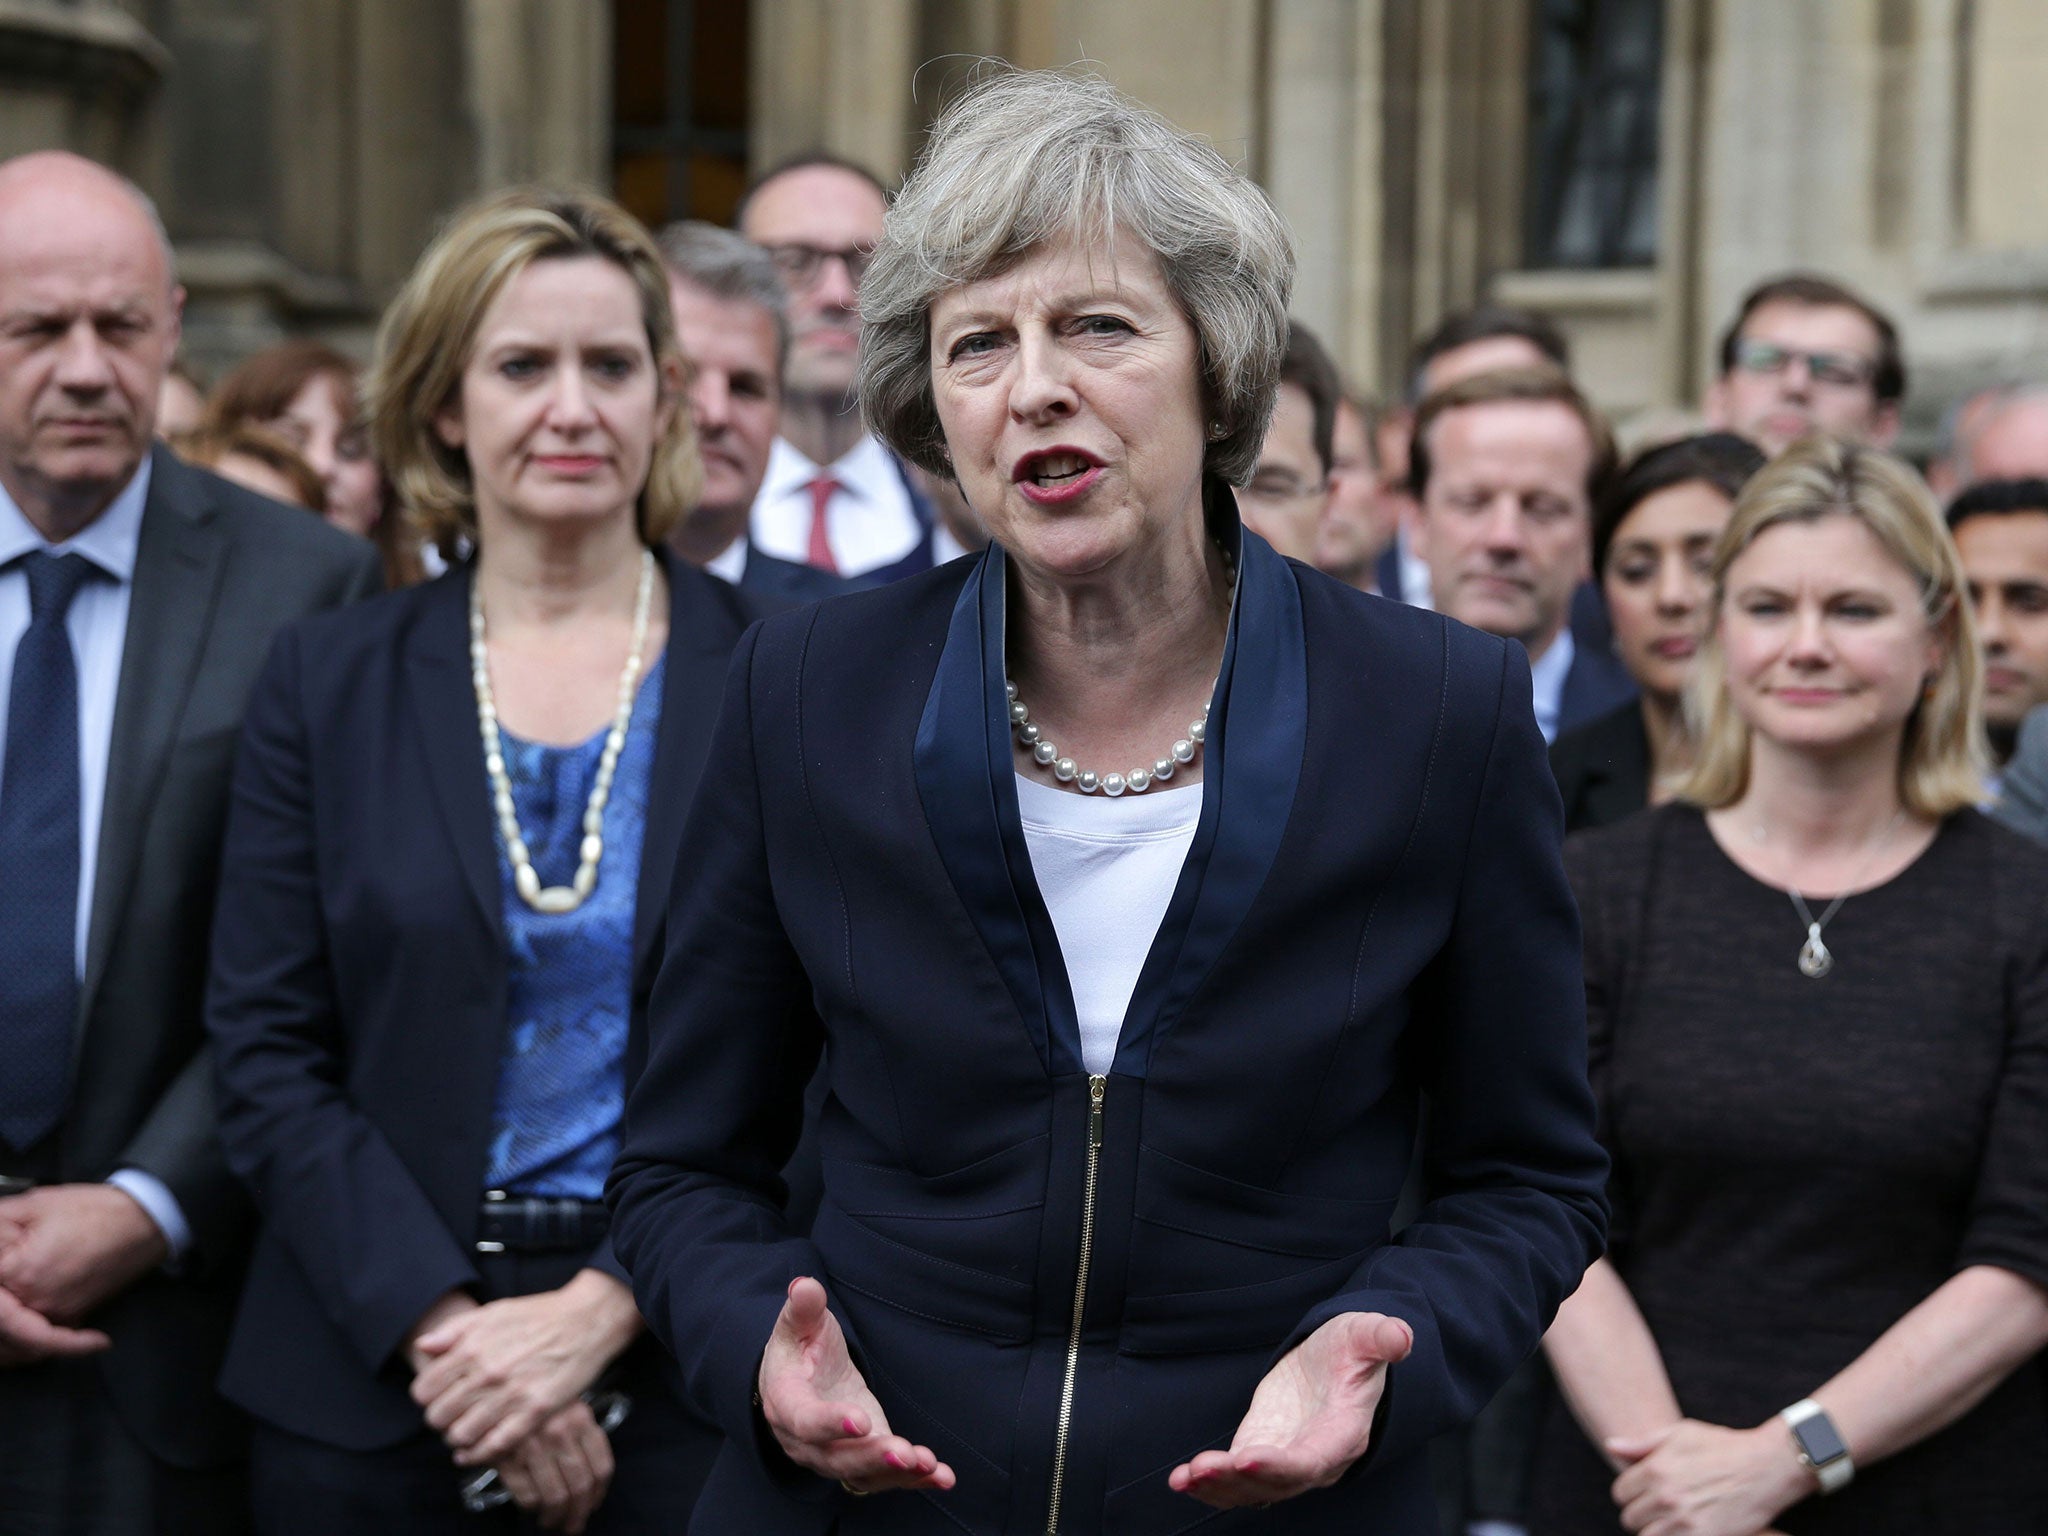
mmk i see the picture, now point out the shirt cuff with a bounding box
[106,1169,192,1271]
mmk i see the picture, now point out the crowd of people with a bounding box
[2,61,2047,1536]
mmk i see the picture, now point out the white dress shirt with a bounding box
[1397,525,1435,609]
[0,462,190,1259]
[1525,628,1576,746]
[749,433,923,577]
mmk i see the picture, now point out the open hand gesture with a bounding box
[1169,1311,1414,1509]
[757,1277,955,1496]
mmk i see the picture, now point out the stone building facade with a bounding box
[6,0,2046,444]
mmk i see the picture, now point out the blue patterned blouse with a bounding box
[481,651,665,1199]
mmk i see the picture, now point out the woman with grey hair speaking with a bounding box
[609,68,1607,1533]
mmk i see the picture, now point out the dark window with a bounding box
[1525,0,1663,269]
[612,0,749,229]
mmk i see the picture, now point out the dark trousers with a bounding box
[248,1247,715,1536]
[0,1354,249,1536]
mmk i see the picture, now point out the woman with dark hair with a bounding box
[206,338,423,585]
[1549,432,1766,829]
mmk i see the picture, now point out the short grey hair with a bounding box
[655,219,789,377]
[858,68,1295,486]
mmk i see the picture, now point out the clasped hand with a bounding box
[1604,1419,1814,1536]
[405,1270,642,1533]
[759,1277,1412,1511]
[0,1184,167,1367]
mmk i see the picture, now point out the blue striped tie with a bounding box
[0,551,95,1152]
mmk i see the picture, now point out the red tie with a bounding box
[806,475,840,573]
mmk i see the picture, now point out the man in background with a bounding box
[1375,306,1571,606]
[1948,479,2048,771]
[1410,366,1633,743]
[1314,390,1401,594]
[0,150,377,1533]
[658,219,864,607]
[736,155,941,582]
[1706,271,1904,456]
[1237,320,1341,562]
[1955,385,2048,490]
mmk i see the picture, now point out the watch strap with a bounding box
[1780,1398,1854,1494]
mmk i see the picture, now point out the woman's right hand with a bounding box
[486,1398,614,1534]
[757,1276,955,1495]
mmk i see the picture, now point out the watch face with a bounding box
[1795,1412,1849,1466]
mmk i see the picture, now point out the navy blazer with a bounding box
[609,492,1608,1535]
[1556,638,1638,742]
[205,552,756,1451]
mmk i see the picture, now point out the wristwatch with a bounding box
[1779,1398,1854,1493]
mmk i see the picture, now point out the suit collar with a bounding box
[81,450,229,1016]
[913,479,1308,1078]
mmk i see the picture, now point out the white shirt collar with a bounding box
[1527,627,1576,743]
[0,456,151,583]
[761,432,902,505]
[705,534,748,583]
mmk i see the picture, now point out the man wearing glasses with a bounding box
[1706,272,1906,457]
[736,155,942,584]
[1237,321,1342,562]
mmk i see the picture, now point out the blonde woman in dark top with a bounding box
[1533,434,2048,1536]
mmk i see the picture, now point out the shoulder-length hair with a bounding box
[363,187,698,548]
[1675,434,1988,817]
[858,67,1294,487]
[205,338,358,434]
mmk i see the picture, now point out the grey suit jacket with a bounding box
[1993,704,2048,845]
[60,446,380,1469]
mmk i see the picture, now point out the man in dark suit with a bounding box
[0,150,379,1533]
[1410,365,1635,745]
[658,219,863,607]
[738,157,952,585]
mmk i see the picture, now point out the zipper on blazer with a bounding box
[1045,1073,1107,1535]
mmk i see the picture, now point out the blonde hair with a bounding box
[363,187,699,548]
[1675,434,1988,816]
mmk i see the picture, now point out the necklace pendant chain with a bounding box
[471,548,656,915]
[1780,808,1906,980]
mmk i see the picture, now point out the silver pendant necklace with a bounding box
[1777,809,1906,979]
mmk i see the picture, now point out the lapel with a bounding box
[631,552,741,964]
[81,450,230,1022]
[912,480,1309,1080]
[404,567,501,933]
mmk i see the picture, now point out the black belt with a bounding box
[474,1191,610,1255]
[0,1176,33,1198]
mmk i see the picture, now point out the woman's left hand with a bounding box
[1605,1419,1813,1536]
[410,1268,643,1465]
[1167,1311,1413,1509]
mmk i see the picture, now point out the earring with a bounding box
[1206,420,1227,441]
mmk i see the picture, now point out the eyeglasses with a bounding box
[764,242,874,290]
[1731,337,1876,390]
[1241,470,1328,503]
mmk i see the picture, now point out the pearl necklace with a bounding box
[470,549,656,914]
[1005,549,1233,796]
